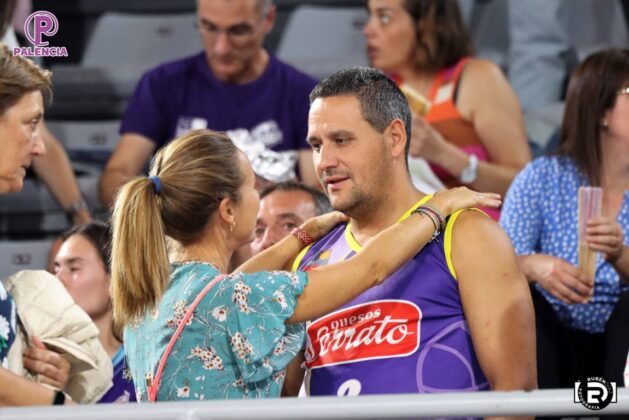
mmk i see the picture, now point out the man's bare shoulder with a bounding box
[449,210,517,273]
[450,209,509,242]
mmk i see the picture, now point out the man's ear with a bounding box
[262,4,277,35]
[388,118,408,161]
[218,197,236,228]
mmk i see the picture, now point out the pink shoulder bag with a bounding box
[146,274,227,402]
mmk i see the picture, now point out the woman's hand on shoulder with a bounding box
[427,187,501,217]
[300,211,349,241]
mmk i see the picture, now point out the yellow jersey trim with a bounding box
[291,243,313,272]
[343,195,433,251]
[444,208,487,280]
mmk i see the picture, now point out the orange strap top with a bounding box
[399,57,499,220]
[425,57,487,153]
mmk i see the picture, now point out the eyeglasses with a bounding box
[195,19,260,44]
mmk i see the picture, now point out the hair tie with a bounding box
[148,176,162,195]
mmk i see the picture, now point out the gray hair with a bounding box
[196,0,273,15]
[309,67,412,166]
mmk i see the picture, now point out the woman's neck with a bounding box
[397,65,436,96]
[176,229,233,273]
[92,309,121,358]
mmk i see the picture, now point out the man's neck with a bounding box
[209,49,270,84]
[349,180,425,247]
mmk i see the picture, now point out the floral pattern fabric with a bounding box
[0,281,16,368]
[124,262,308,401]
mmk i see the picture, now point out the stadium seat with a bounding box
[276,6,369,81]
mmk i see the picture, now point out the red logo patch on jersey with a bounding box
[304,300,421,369]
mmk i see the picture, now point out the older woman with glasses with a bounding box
[501,48,629,389]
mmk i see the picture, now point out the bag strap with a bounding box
[147,273,227,402]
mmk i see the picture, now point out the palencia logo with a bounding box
[13,11,68,57]
[574,377,617,410]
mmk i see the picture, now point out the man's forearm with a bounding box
[99,168,131,210]
[32,130,90,224]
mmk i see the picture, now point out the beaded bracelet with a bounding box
[416,204,445,231]
[411,208,441,243]
[290,227,315,246]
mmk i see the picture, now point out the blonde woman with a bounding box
[112,129,500,401]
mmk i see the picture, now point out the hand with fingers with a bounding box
[409,115,448,161]
[22,337,71,390]
[586,217,626,263]
[428,186,502,214]
[301,211,350,241]
[527,254,593,304]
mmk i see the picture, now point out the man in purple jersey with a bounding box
[286,68,536,414]
[99,0,319,209]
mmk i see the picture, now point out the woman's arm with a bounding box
[288,188,501,323]
[32,125,91,224]
[517,254,592,304]
[459,60,532,195]
[418,59,531,196]
[0,367,73,406]
[236,212,348,273]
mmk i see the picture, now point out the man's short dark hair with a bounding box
[260,181,331,215]
[309,67,412,165]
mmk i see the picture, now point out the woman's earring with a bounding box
[230,221,236,232]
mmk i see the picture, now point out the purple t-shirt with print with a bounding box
[120,52,317,181]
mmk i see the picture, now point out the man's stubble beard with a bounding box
[331,157,392,220]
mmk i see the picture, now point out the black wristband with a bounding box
[52,390,66,405]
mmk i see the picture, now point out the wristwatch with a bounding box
[459,154,479,184]
[65,197,89,221]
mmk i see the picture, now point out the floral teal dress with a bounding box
[124,262,308,401]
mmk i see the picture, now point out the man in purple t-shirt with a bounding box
[99,0,318,209]
[284,68,537,410]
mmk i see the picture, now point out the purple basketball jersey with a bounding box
[295,215,489,398]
